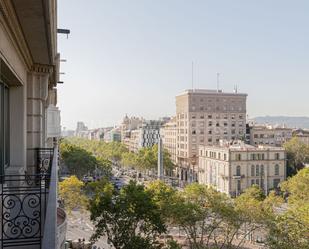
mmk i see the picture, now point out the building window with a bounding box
[256,179,260,186]
[261,165,264,175]
[0,82,10,177]
[237,180,241,193]
[256,165,260,176]
[236,166,241,176]
[236,154,241,161]
[275,153,280,160]
[273,179,280,188]
[251,179,255,186]
[251,165,255,176]
[275,164,279,176]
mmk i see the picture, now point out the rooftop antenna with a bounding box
[217,73,220,92]
[191,61,194,91]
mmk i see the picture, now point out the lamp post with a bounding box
[190,155,197,183]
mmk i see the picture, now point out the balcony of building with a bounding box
[0,147,66,249]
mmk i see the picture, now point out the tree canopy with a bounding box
[60,139,112,178]
[283,137,309,176]
[59,175,88,214]
[89,180,166,249]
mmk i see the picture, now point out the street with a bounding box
[66,210,112,249]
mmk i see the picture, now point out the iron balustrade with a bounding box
[0,148,54,249]
[36,148,54,176]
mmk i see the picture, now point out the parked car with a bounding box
[83,175,94,183]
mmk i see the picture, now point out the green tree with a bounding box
[59,176,88,214]
[283,137,309,176]
[146,180,177,220]
[60,140,112,178]
[169,183,237,249]
[121,152,137,168]
[89,180,166,249]
[266,168,309,249]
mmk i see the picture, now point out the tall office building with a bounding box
[176,89,247,181]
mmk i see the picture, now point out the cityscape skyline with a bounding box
[58,0,309,129]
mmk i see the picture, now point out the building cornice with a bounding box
[0,0,34,70]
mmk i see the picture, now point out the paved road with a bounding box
[66,210,112,249]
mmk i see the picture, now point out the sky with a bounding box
[57,0,309,130]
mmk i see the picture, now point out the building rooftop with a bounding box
[203,140,285,151]
[176,89,247,97]
[251,125,292,131]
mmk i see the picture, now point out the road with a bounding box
[65,167,133,249]
[66,210,112,249]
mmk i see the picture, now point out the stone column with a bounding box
[6,85,27,176]
[26,65,51,174]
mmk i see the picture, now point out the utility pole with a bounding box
[217,73,220,92]
[191,61,194,91]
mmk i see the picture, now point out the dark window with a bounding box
[261,165,264,175]
[0,82,10,177]
[236,166,241,176]
[256,165,260,176]
[275,164,279,176]
[275,153,280,160]
[251,165,255,176]
[273,179,280,188]
[237,180,241,193]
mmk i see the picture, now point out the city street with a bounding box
[66,210,112,249]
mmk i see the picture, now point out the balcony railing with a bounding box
[0,147,57,249]
[57,208,67,249]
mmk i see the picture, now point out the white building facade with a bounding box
[198,141,286,197]
[249,125,293,147]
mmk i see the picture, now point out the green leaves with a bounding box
[89,181,166,249]
[60,139,112,178]
[266,168,309,249]
[59,176,88,214]
[283,137,309,176]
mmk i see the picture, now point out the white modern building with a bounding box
[124,120,163,152]
[198,141,286,197]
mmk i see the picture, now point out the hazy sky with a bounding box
[57,0,309,130]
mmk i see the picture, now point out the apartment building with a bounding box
[104,128,121,142]
[198,141,286,197]
[293,129,309,145]
[0,0,65,248]
[248,125,293,147]
[176,89,247,182]
[124,120,162,152]
[160,117,177,164]
[120,115,144,141]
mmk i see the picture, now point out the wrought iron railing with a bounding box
[0,174,50,248]
[36,148,54,176]
[0,148,54,249]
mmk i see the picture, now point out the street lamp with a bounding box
[190,155,197,183]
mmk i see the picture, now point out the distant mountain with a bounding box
[253,116,309,129]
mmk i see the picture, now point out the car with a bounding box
[83,175,94,183]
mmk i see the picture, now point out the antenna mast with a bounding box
[191,61,194,91]
[217,73,220,92]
